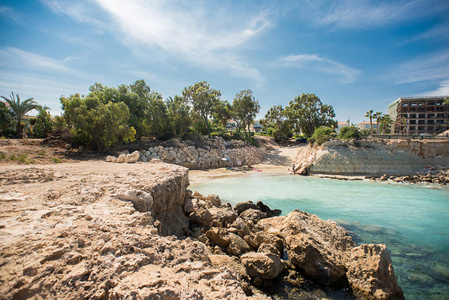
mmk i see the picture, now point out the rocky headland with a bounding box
[294,139,449,185]
[0,160,403,299]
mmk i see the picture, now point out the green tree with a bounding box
[182,81,221,138]
[286,93,336,138]
[60,94,135,151]
[32,106,54,138]
[1,92,40,138]
[0,101,13,136]
[364,110,374,135]
[373,112,383,134]
[262,105,292,139]
[339,125,361,140]
[379,114,393,134]
[445,97,449,105]
[309,126,336,145]
[166,96,192,139]
[144,92,172,140]
[213,100,232,128]
[232,90,260,137]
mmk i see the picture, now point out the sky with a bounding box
[0,0,448,124]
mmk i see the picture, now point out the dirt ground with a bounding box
[0,139,102,165]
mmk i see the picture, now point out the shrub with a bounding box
[339,125,361,140]
[308,126,335,145]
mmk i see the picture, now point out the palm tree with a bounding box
[445,97,449,105]
[380,114,393,134]
[401,117,408,135]
[364,110,374,135]
[373,112,383,134]
[1,92,40,138]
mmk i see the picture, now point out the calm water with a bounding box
[191,174,449,299]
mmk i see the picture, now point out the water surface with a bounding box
[191,174,449,299]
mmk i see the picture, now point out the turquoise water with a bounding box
[191,174,449,299]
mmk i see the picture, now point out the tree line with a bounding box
[1,80,342,151]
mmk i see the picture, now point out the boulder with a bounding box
[257,201,281,217]
[239,209,268,223]
[279,210,356,286]
[188,208,212,227]
[206,194,221,207]
[231,217,253,237]
[206,228,252,255]
[106,155,115,162]
[116,154,126,163]
[241,252,284,280]
[347,244,404,300]
[234,201,259,215]
[125,151,140,163]
[208,207,238,227]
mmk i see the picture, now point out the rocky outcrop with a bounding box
[295,139,449,177]
[106,137,267,170]
[0,162,267,299]
[185,194,403,300]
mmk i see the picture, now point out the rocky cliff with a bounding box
[295,139,449,176]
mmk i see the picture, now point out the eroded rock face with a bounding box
[295,139,449,176]
[347,244,404,300]
[241,252,284,280]
[0,162,263,300]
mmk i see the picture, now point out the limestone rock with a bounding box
[206,194,221,207]
[206,228,252,255]
[116,153,126,163]
[106,155,115,162]
[234,201,259,215]
[189,208,213,227]
[347,244,404,300]
[208,207,238,227]
[241,252,284,280]
[125,151,140,163]
[116,189,153,212]
[279,210,356,286]
[240,208,268,223]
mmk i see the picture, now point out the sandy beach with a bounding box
[189,144,304,184]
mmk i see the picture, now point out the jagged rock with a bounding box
[234,201,259,215]
[257,201,281,217]
[241,252,284,280]
[189,208,213,227]
[231,217,253,237]
[208,207,238,227]
[125,151,140,163]
[206,228,252,255]
[116,189,153,212]
[206,194,221,207]
[257,243,281,255]
[278,210,356,286]
[240,209,268,223]
[347,244,404,300]
[116,154,126,163]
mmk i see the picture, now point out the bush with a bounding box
[308,126,336,145]
[339,125,361,140]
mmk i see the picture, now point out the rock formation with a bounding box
[295,139,449,178]
[106,137,267,170]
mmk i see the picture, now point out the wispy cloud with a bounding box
[383,52,449,85]
[0,47,79,74]
[41,0,271,85]
[418,80,449,97]
[300,0,446,29]
[403,23,449,44]
[0,5,24,24]
[279,53,361,83]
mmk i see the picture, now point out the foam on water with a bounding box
[191,174,449,299]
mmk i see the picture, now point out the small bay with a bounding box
[191,174,449,299]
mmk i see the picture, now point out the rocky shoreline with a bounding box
[0,161,404,299]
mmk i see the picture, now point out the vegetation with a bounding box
[364,110,374,135]
[261,105,292,141]
[1,92,40,138]
[286,93,336,138]
[339,125,361,140]
[308,126,336,145]
[373,112,382,134]
[379,114,393,134]
[232,90,260,138]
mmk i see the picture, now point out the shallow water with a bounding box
[191,174,449,299]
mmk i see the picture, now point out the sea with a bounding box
[191,174,449,299]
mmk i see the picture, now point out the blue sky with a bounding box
[1,0,448,124]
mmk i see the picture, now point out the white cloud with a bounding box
[40,0,270,85]
[0,5,24,24]
[300,0,445,29]
[384,52,449,85]
[0,47,79,73]
[418,80,449,97]
[279,53,361,83]
[403,23,449,44]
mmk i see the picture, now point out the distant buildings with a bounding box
[358,121,377,132]
[337,121,350,133]
[388,96,449,135]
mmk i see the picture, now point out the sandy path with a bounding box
[189,144,305,185]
